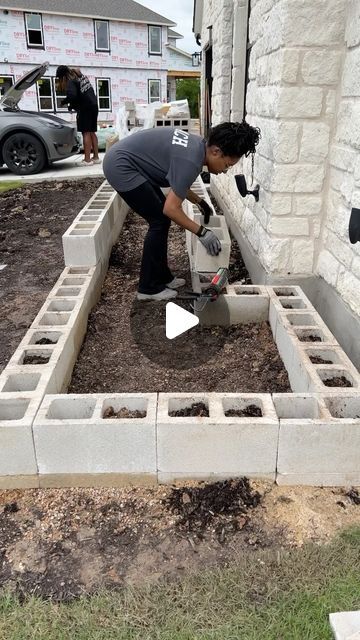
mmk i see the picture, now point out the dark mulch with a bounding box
[225,405,263,418]
[309,356,333,365]
[68,209,291,394]
[0,178,103,373]
[165,478,261,543]
[323,376,352,388]
[169,402,210,417]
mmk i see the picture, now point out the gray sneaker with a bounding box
[166,277,186,289]
[136,288,178,301]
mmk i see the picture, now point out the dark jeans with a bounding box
[118,182,174,294]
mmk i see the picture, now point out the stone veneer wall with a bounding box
[316,1,360,319]
[199,0,360,324]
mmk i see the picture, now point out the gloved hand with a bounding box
[197,226,222,256]
[197,199,212,225]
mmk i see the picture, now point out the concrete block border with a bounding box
[157,392,279,482]
[34,393,157,486]
[0,176,359,488]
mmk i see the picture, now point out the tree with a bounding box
[176,78,200,118]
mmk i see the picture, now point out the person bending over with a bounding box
[103,121,260,301]
[56,65,100,167]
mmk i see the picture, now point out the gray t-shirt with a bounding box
[103,127,206,200]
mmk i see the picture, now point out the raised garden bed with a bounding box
[68,210,291,395]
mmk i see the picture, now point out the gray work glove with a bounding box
[197,225,222,256]
[197,199,212,224]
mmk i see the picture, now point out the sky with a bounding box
[138,0,200,54]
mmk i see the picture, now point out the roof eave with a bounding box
[3,5,176,26]
[166,44,192,59]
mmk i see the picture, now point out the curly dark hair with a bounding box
[207,121,261,158]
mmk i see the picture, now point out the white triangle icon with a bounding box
[165,302,199,340]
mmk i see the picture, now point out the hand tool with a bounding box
[177,268,229,310]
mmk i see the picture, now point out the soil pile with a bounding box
[166,478,261,543]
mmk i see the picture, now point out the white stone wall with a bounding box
[201,0,233,124]
[200,0,360,323]
[316,0,360,318]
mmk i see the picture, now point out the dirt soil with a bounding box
[1,481,360,601]
[69,210,291,394]
[0,178,103,373]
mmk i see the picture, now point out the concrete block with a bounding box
[157,393,278,480]
[275,392,360,485]
[0,367,56,396]
[63,222,103,266]
[0,394,39,476]
[5,342,72,395]
[274,309,340,392]
[190,213,231,272]
[330,611,360,640]
[288,340,360,394]
[62,191,129,267]
[267,285,316,339]
[34,394,157,476]
[194,283,269,326]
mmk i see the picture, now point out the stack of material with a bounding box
[125,101,137,129]
[154,100,190,131]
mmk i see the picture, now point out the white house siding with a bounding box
[166,48,193,71]
[0,9,173,121]
[199,0,360,322]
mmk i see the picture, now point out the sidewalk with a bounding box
[0,152,105,183]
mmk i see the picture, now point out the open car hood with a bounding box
[0,62,49,109]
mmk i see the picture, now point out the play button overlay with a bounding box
[166,302,199,339]
[130,297,226,370]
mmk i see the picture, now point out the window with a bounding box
[0,75,14,98]
[96,78,111,111]
[53,78,67,112]
[36,77,54,112]
[148,79,161,103]
[24,12,44,48]
[148,25,161,55]
[94,20,110,52]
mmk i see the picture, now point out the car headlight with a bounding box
[37,118,64,129]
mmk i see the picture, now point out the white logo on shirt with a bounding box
[172,129,189,148]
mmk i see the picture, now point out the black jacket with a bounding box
[64,75,97,111]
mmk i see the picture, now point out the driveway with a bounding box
[0,152,105,183]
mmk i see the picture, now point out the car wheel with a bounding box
[2,132,46,175]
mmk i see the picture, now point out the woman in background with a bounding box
[56,65,100,166]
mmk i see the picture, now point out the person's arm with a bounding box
[186,189,213,224]
[186,189,202,205]
[66,79,80,110]
[164,190,222,256]
[163,190,201,234]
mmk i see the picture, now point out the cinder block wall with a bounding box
[199,0,360,327]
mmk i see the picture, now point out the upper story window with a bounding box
[94,20,110,52]
[24,12,44,48]
[148,25,161,55]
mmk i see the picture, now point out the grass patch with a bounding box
[0,528,359,639]
[0,180,23,194]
